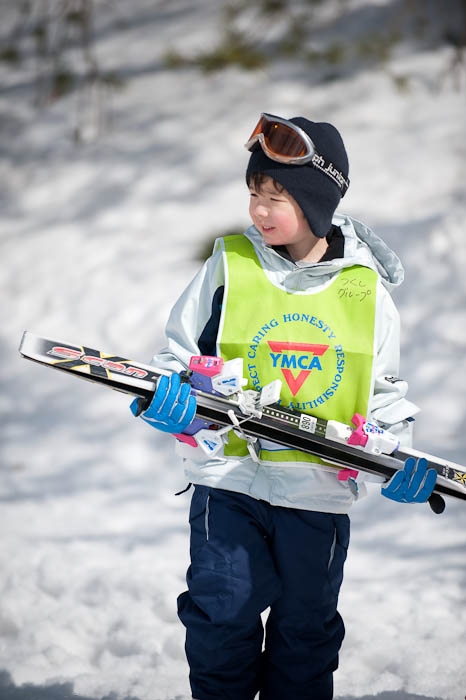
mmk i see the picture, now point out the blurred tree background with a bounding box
[1,0,465,144]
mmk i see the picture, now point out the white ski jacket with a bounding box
[151,214,419,514]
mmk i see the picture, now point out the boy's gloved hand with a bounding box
[381,457,437,504]
[130,372,196,434]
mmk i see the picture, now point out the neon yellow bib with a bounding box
[217,234,377,463]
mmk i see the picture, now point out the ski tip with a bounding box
[18,330,30,355]
[428,493,446,515]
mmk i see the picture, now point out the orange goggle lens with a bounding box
[248,117,309,159]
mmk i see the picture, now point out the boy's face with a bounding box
[248,176,316,256]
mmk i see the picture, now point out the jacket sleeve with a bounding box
[150,243,225,373]
[368,283,419,448]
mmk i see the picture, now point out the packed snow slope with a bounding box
[0,1,465,699]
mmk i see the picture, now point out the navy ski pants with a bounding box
[177,486,350,700]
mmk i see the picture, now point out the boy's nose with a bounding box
[255,204,268,217]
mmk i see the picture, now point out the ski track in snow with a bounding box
[1,1,465,699]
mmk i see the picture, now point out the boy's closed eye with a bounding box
[249,191,286,203]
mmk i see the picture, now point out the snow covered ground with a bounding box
[1,1,465,699]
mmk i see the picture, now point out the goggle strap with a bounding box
[310,154,350,196]
[256,141,350,196]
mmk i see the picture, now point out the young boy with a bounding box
[132,113,437,700]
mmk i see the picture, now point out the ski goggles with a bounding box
[245,113,350,196]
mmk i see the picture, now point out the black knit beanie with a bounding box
[246,117,349,238]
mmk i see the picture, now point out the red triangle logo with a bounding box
[281,368,310,395]
[267,341,329,397]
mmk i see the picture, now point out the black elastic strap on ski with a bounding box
[428,493,446,514]
[175,483,193,496]
[134,396,151,416]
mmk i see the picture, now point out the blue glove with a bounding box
[381,457,437,504]
[130,372,196,434]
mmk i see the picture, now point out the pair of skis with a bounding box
[19,331,466,513]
